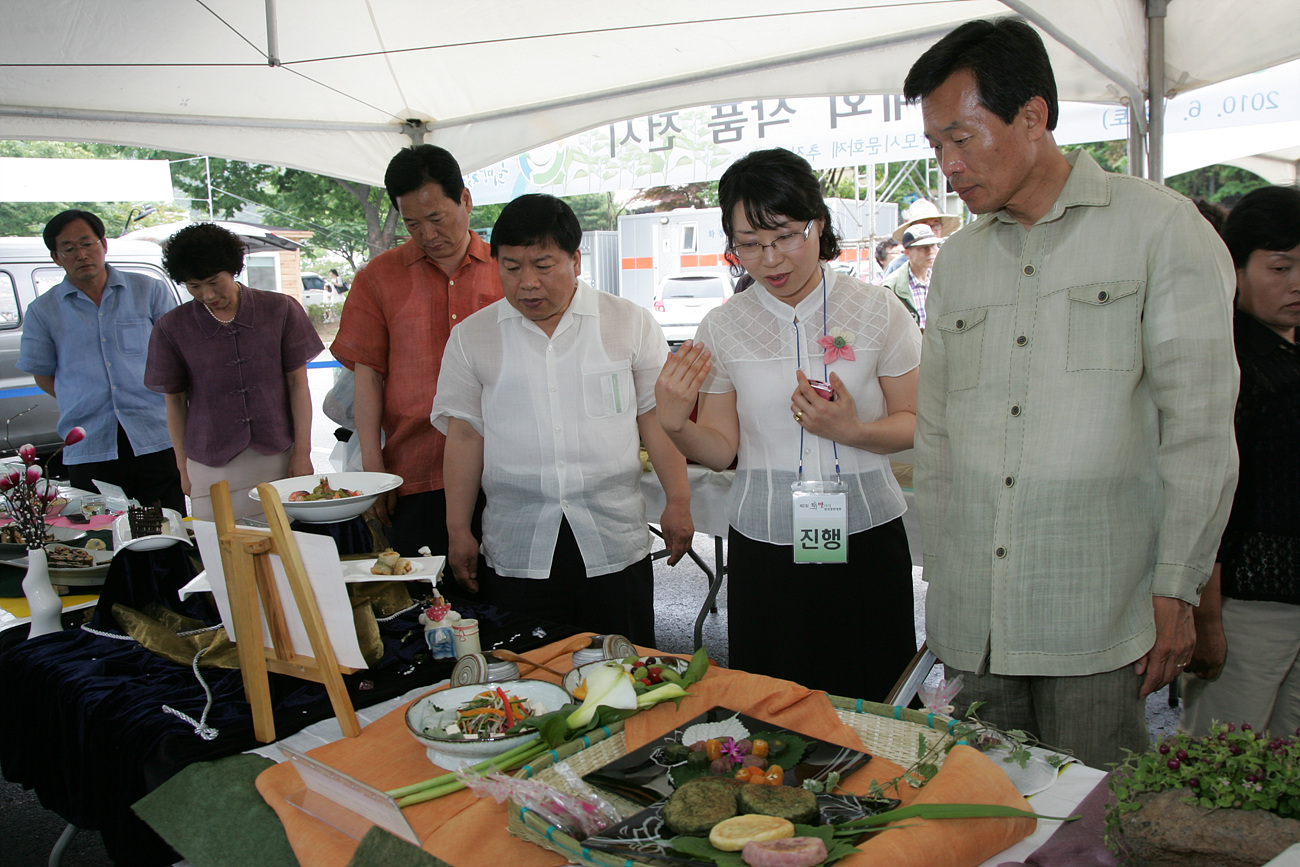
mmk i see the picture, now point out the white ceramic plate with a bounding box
[404,680,569,771]
[249,472,403,524]
[342,557,426,578]
[112,508,191,552]
[9,545,115,586]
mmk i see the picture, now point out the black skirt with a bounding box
[726,517,916,701]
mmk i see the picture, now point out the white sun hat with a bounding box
[892,199,962,242]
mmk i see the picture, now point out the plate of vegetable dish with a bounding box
[404,679,569,770]
[577,706,891,867]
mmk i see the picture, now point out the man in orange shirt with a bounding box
[332,145,503,555]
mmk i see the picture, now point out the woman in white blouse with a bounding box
[656,148,922,699]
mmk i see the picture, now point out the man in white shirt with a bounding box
[431,195,693,644]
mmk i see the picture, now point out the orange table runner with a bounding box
[256,635,1034,867]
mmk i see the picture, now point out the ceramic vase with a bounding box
[21,546,62,637]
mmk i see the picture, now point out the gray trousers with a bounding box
[948,665,1149,769]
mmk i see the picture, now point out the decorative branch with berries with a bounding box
[0,428,84,550]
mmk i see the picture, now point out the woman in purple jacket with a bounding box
[145,223,323,519]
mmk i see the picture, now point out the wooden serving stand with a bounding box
[210,480,361,743]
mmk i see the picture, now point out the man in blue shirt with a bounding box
[18,210,185,513]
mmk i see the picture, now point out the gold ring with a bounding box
[794,411,804,423]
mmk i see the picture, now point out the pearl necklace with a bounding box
[204,284,241,325]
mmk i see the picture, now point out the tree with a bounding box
[627,182,718,213]
[1167,164,1269,208]
[567,193,624,230]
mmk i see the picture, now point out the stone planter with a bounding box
[1118,789,1300,867]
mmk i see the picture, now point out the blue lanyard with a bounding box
[796,269,841,480]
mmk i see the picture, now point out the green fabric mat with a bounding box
[347,826,456,867]
[133,754,299,867]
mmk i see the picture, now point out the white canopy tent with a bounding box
[1,0,1297,184]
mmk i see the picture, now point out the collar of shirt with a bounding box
[193,282,256,338]
[992,148,1110,228]
[397,230,493,272]
[1237,308,1298,358]
[751,264,831,324]
[54,262,127,303]
[496,277,598,338]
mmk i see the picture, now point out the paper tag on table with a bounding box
[92,479,132,513]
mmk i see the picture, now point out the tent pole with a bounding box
[1128,102,1146,178]
[264,0,280,67]
[999,0,1147,137]
[1147,0,1169,184]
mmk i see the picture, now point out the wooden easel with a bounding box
[211,480,361,743]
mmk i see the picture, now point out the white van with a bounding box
[0,237,177,458]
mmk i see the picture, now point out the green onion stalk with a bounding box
[387,648,709,808]
[831,803,1078,837]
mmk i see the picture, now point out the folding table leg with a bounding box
[48,822,78,867]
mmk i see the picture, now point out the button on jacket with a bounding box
[144,287,323,466]
[915,149,1239,677]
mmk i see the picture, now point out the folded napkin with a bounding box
[847,746,1038,867]
[134,754,299,867]
[0,512,117,531]
[997,773,1117,867]
[346,826,456,867]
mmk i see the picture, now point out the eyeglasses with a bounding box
[56,239,102,258]
[730,220,814,263]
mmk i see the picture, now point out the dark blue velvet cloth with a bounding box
[0,542,564,866]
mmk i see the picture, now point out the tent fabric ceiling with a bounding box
[2,0,1297,185]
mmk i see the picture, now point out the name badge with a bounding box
[791,479,848,564]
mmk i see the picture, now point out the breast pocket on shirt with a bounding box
[583,362,635,420]
[932,308,987,392]
[1065,281,1141,372]
[115,318,149,356]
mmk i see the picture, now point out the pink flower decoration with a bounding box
[64,427,86,446]
[25,465,43,485]
[816,327,857,363]
[4,470,19,488]
[0,476,12,493]
[721,737,746,764]
[17,443,36,465]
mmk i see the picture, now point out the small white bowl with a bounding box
[561,656,690,700]
[249,472,402,524]
[404,680,569,771]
